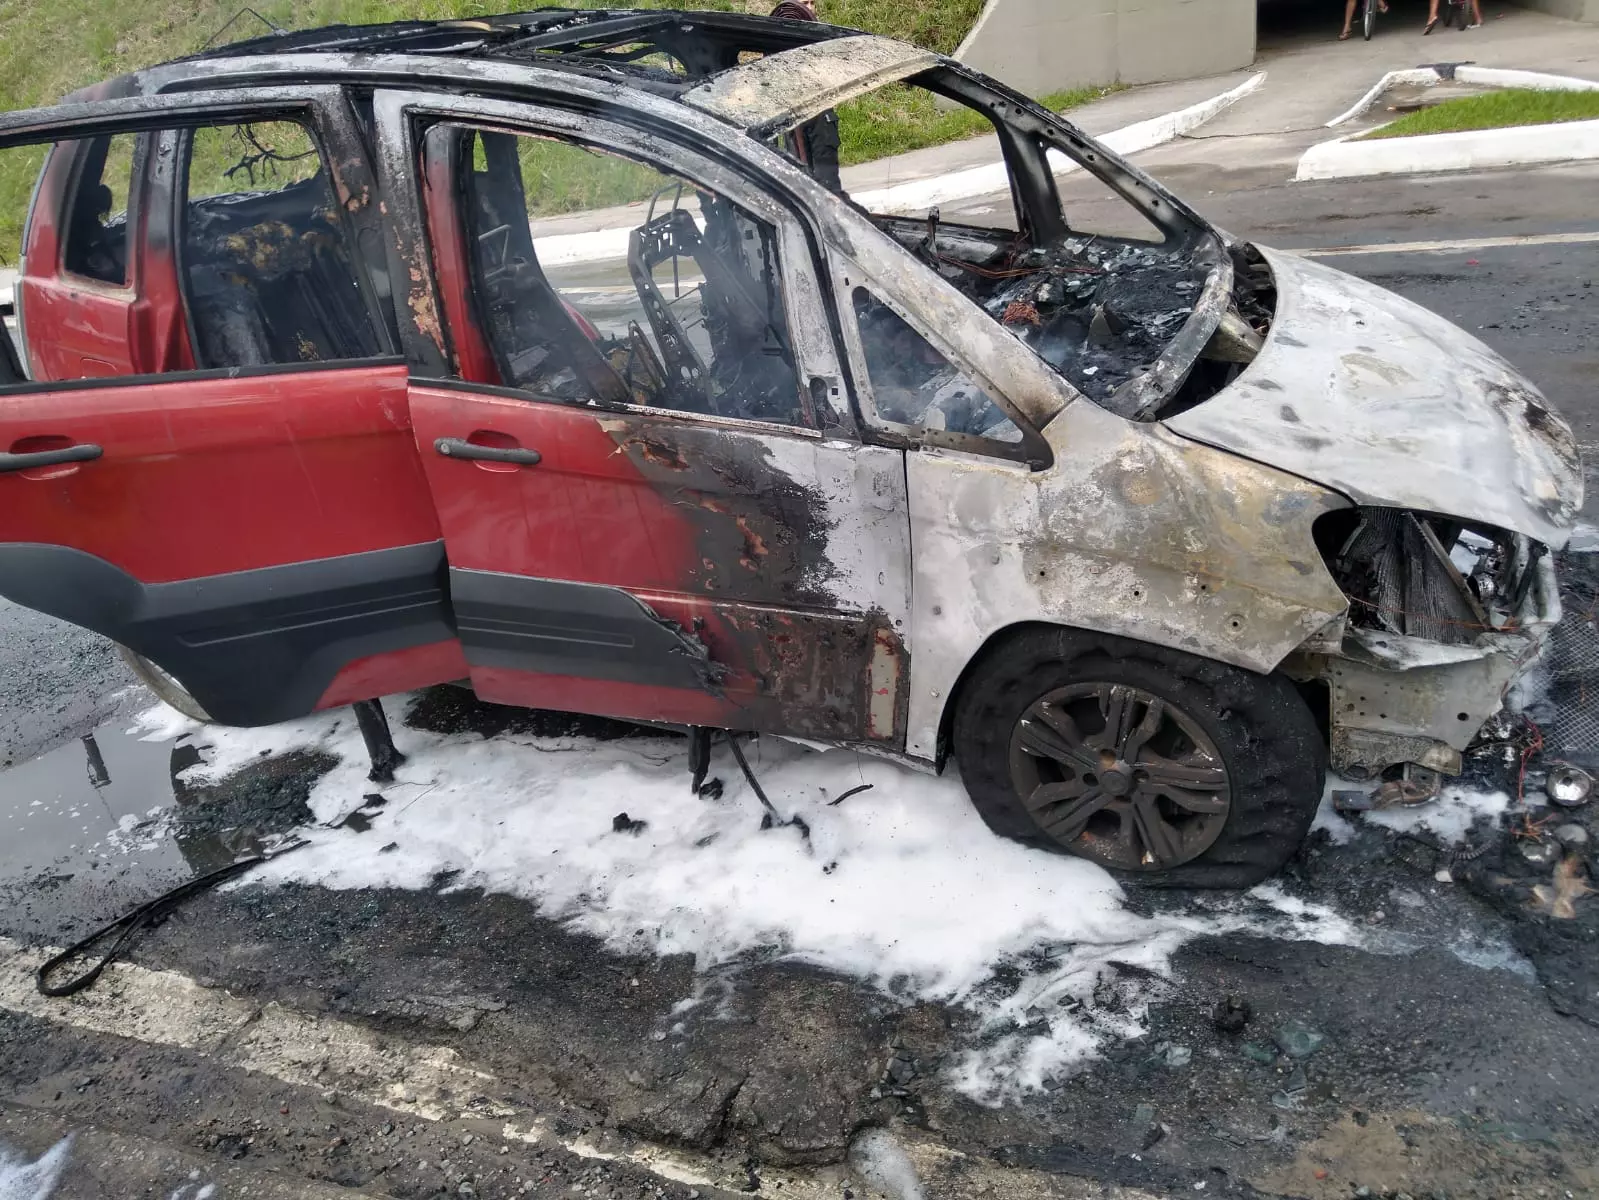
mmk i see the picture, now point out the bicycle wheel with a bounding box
[1363,0,1376,39]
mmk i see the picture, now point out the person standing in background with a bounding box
[1339,0,1390,39]
[1424,0,1483,33]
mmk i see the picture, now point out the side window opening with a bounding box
[63,133,137,286]
[442,126,809,428]
[181,120,381,368]
[851,286,1019,445]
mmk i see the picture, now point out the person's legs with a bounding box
[1469,0,1483,24]
[1341,0,1357,37]
[1424,0,1440,31]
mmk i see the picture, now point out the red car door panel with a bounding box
[409,384,913,743]
[0,363,465,724]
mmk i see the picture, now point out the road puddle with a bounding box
[0,724,194,936]
[0,716,331,939]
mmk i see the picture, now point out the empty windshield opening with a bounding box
[771,66,1251,422]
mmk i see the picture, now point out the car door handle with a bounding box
[0,443,103,472]
[434,437,541,466]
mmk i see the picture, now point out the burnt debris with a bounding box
[1320,508,1537,645]
[870,215,1231,424]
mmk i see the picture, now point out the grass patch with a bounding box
[1362,88,1599,139]
[0,0,1067,262]
[837,83,1124,167]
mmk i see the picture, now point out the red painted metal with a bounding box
[408,382,757,722]
[468,665,734,726]
[0,363,440,582]
[315,639,471,709]
[422,145,501,386]
[409,385,689,588]
[18,136,195,381]
[19,142,138,380]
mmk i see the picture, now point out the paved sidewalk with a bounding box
[843,0,1599,200]
[1209,0,1599,139]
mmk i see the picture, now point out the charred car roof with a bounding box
[75,8,884,105]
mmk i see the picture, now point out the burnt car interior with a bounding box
[180,121,381,368]
[437,124,809,425]
[62,133,133,286]
[806,70,1274,426]
[188,11,1274,429]
[1315,508,1539,645]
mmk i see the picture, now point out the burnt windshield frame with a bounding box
[772,60,1234,425]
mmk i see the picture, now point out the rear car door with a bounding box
[376,92,913,745]
[0,89,466,725]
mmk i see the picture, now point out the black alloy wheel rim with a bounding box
[1007,683,1232,871]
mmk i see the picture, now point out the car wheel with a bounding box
[953,627,1325,888]
[119,645,213,723]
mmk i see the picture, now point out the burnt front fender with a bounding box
[903,400,1350,760]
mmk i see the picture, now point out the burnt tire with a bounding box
[952,627,1325,889]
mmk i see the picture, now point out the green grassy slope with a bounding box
[1362,88,1599,139]
[0,0,1047,262]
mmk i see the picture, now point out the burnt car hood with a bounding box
[1164,246,1584,547]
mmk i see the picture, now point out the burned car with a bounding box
[0,10,1582,886]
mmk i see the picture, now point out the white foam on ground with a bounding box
[134,697,1357,1104]
[0,1137,71,1200]
[1360,786,1509,844]
[1312,773,1510,846]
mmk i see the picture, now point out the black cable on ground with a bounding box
[725,733,779,820]
[726,733,815,848]
[36,842,308,997]
[829,783,874,807]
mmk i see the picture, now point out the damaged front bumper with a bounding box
[1285,538,1562,779]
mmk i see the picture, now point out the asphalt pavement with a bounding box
[4,90,1599,1200]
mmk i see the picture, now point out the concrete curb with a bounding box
[1296,117,1599,181]
[538,72,1265,266]
[1302,64,1599,181]
[1325,64,1599,127]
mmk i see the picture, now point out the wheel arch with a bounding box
[934,618,1284,770]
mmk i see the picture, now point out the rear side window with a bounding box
[62,133,138,286]
[182,119,382,368]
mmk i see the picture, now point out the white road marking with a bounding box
[0,936,814,1197]
[0,935,1162,1198]
[1292,230,1599,258]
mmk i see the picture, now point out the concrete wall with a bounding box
[1508,0,1599,21]
[954,0,1256,97]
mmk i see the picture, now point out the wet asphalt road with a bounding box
[1,161,1598,1199]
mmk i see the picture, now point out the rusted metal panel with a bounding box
[598,416,914,745]
[902,399,1352,760]
[681,35,937,132]
[1165,247,1585,547]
